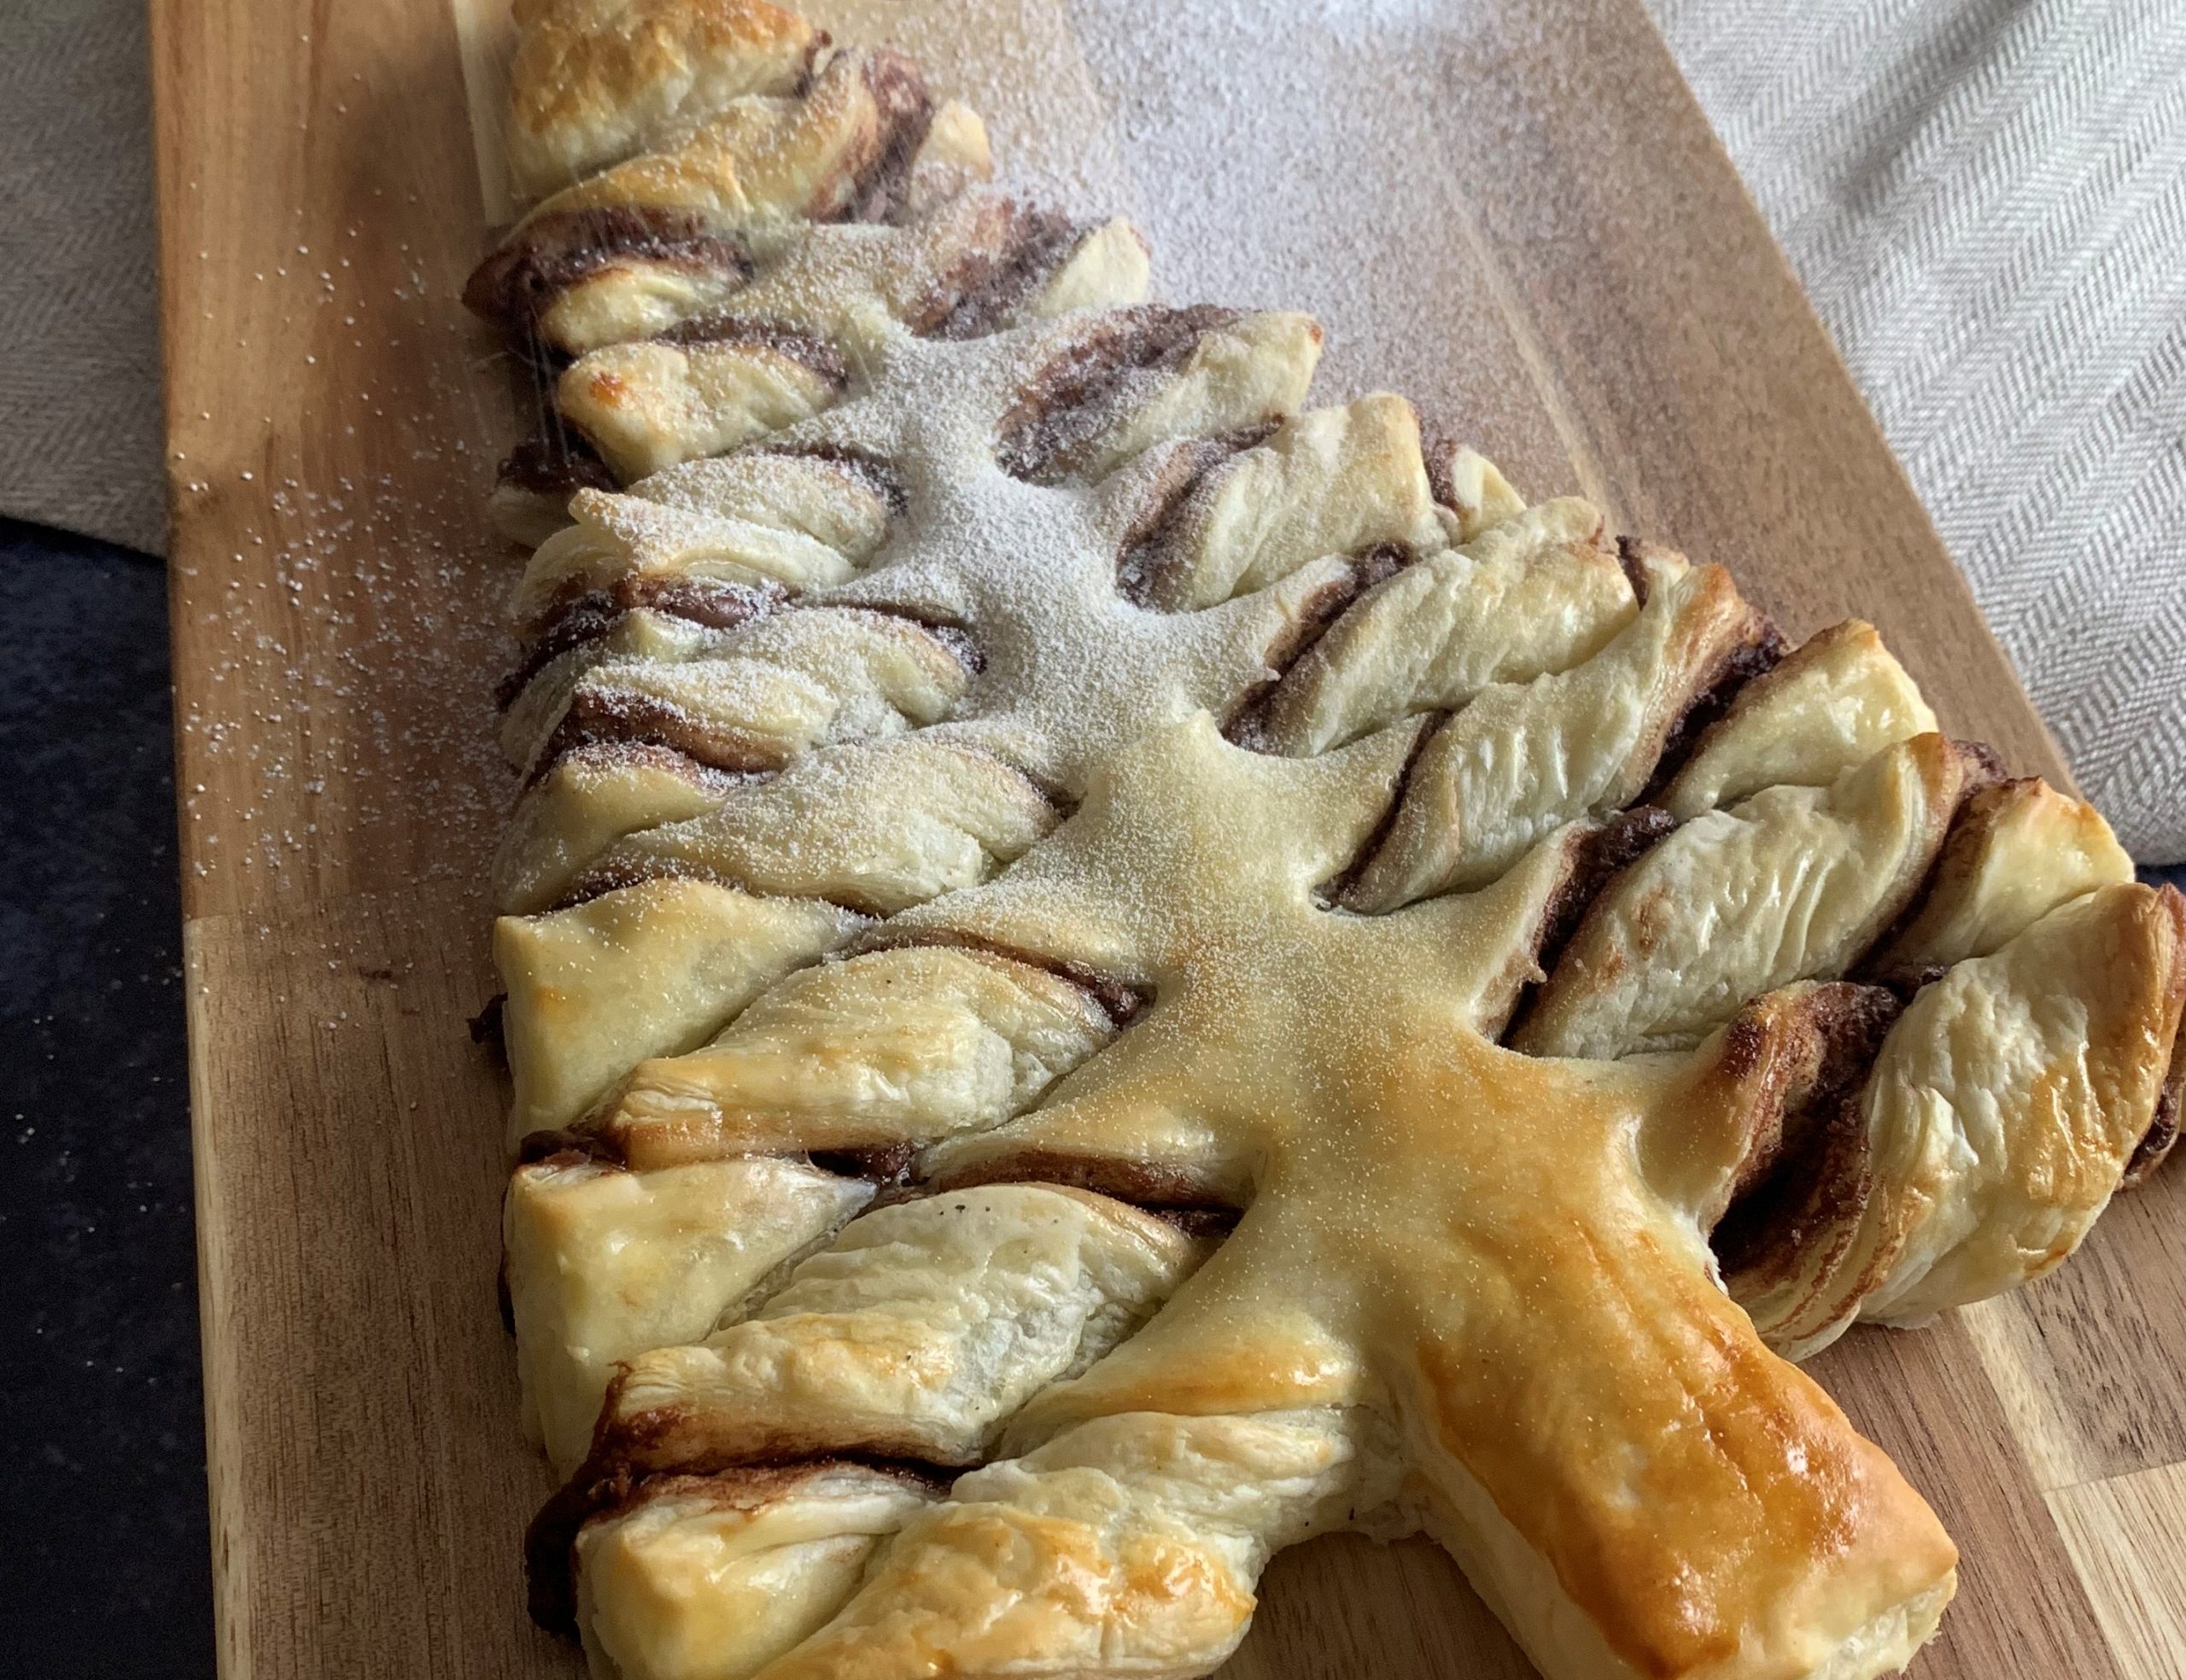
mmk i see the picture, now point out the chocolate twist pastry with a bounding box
[462,5,2186,1678]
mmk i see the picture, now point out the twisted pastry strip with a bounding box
[506,1151,874,1467]
[503,0,825,199]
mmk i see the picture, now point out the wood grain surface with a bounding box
[149,0,2186,1674]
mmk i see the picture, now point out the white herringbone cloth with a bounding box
[1650,0,2186,860]
[0,0,2177,851]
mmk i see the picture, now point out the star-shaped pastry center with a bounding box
[785,312,1342,791]
[880,711,1956,1677]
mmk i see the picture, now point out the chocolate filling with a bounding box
[545,685,798,778]
[1711,1091,1870,1286]
[807,1143,920,1187]
[1223,542,1417,746]
[471,48,931,354]
[503,444,909,689]
[1525,808,1680,988]
[505,576,792,708]
[1419,424,1465,514]
[1418,422,1534,528]
[997,304,1243,484]
[1856,767,2032,997]
[1112,424,1279,609]
[515,1131,625,1170]
[931,1148,1243,1218]
[763,442,910,515]
[523,742,753,877]
[538,738,1042,916]
[852,927,1146,1029]
[497,425,617,504]
[521,1123,1243,1638]
[648,318,850,388]
[526,1454,949,1637]
[464,207,757,341]
[468,991,507,1057]
[832,50,935,225]
[504,935,1214,1649]
[1321,712,1447,909]
[1707,985,1904,1287]
[926,207,1094,340]
[1949,736,2009,790]
[2125,1082,2180,1187]
[1614,533,1655,607]
[2124,1021,2185,1188]
[1634,625,1789,808]
[1725,984,1903,1211]
[535,608,978,773]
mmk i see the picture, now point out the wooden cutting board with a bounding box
[149,0,2186,1674]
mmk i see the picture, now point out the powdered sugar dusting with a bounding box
[746,324,1314,789]
[169,228,518,910]
[809,0,1564,482]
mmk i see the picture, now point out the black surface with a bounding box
[0,519,212,1677]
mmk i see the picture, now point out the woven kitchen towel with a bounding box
[1648,0,2186,859]
[0,0,164,556]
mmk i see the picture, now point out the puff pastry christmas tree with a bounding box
[464,4,2186,1677]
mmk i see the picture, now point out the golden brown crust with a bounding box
[1660,618,1936,820]
[887,719,1959,1671]
[2123,990,2186,1187]
[1864,773,2135,989]
[531,1457,947,1637]
[506,0,824,201]
[1517,732,1980,1060]
[512,47,932,232]
[585,1459,938,1529]
[1341,558,1775,913]
[1727,882,2186,1356]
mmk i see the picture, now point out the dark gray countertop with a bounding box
[0,520,211,1677]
